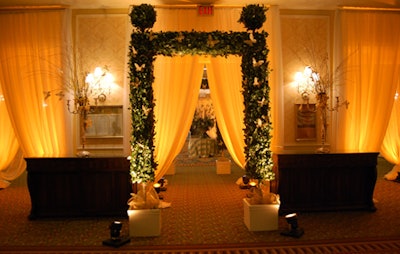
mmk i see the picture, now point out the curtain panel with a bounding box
[0,9,70,186]
[336,10,400,155]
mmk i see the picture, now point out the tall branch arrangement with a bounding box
[128,4,274,184]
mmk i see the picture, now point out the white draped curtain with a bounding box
[207,56,246,168]
[153,56,204,180]
[0,8,70,187]
[335,10,400,177]
[151,6,281,179]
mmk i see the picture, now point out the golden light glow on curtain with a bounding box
[153,56,203,180]
[336,10,400,152]
[207,56,246,168]
[0,10,69,158]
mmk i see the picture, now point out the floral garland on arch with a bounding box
[128,4,274,185]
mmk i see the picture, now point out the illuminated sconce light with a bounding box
[85,66,115,104]
[102,221,130,247]
[281,213,304,238]
[295,66,319,105]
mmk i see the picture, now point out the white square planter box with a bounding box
[243,198,279,231]
[216,159,231,174]
[127,209,161,237]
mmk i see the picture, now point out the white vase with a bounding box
[243,198,279,231]
[127,209,161,237]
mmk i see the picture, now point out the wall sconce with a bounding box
[85,66,115,105]
[295,65,349,153]
[102,221,130,247]
[295,66,319,104]
[281,213,304,238]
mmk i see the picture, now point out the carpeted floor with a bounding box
[1,155,400,253]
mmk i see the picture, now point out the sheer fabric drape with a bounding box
[153,56,203,180]
[207,56,246,168]
[0,9,70,186]
[336,11,400,155]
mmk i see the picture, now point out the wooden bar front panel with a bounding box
[26,157,131,219]
[274,152,378,214]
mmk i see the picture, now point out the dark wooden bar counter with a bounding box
[25,157,131,219]
[273,152,379,215]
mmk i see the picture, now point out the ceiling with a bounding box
[1,0,400,10]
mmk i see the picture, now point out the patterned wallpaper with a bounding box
[73,10,129,155]
[75,12,128,105]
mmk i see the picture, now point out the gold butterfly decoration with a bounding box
[148,31,156,41]
[132,46,137,55]
[252,58,264,67]
[176,32,184,42]
[142,105,151,116]
[134,63,145,71]
[257,97,267,106]
[244,32,257,46]
[257,118,263,127]
[207,35,219,47]
[131,77,140,87]
[253,77,260,86]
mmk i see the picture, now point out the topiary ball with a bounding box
[238,4,267,31]
[130,4,156,32]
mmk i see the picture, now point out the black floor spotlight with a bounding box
[102,221,131,247]
[280,213,304,238]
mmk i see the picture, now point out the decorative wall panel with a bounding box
[281,12,332,149]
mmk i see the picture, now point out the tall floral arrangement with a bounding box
[239,4,274,182]
[129,4,158,184]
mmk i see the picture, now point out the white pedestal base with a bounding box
[127,209,161,237]
[243,198,279,231]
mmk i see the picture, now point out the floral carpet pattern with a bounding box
[1,156,400,253]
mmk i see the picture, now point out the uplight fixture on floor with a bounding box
[281,213,304,238]
[102,221,130,247]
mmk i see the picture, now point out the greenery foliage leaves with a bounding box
[129,4,274,183]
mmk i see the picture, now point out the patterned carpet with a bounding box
[1,156,400,253]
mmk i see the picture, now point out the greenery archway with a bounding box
[128,4,274,184]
